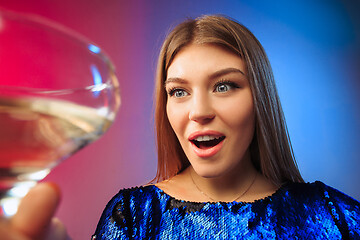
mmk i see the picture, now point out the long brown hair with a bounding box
[154,15,304,186]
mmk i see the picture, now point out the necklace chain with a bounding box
[190,170,257,202]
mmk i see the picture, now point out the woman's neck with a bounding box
[187,157,258,202]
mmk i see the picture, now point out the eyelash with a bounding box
[167,87,187,97]
[166,80,240,97]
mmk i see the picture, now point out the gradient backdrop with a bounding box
[0,0,359,239]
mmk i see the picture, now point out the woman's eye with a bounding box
[169,89,188,98]
[214,81,239,93]
[216,84,230,92]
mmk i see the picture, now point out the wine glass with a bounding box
[0,9,121,218]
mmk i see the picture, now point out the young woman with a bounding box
[92,15,360,239]
[2,15,359,240]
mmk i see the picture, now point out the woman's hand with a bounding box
[0,183,70,240]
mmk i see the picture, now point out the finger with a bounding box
[10,182,61,239]
[44,218,70,240]
[0,222,29,240]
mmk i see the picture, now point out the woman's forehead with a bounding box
[166,43,246,79]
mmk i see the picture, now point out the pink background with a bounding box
[0,1,359,239]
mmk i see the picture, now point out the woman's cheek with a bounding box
[167,102,184,134]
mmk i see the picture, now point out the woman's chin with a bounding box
[192,168,224,179]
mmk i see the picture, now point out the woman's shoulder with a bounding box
[309,181,360,219]
[313,181,359,204]
[93,185,166,238]
[282,181,360,237]
[116,184,159,196]
[273,181,360,219]
[97,185,164,220]
[284,181,359,206]
[107,184,163,206]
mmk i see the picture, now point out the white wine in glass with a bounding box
[0,9,121,217]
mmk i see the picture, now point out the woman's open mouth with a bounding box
[189,133,226,158]
[191,135,226,149]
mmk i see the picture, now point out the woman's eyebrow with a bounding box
[164,77,187,86]
[209,67,245,79]
[165,68,245,86]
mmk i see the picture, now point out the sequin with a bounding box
[92,181,360,239]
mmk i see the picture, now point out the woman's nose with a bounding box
[188,93,215,123]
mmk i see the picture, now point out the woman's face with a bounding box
[165,43,255,178]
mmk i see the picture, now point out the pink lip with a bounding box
[188,130,225,158]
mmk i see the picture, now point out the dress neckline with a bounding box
[150,182,291,205]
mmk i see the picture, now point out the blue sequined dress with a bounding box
[92,181,360,239]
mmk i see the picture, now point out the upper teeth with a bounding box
[194,135,220,141]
